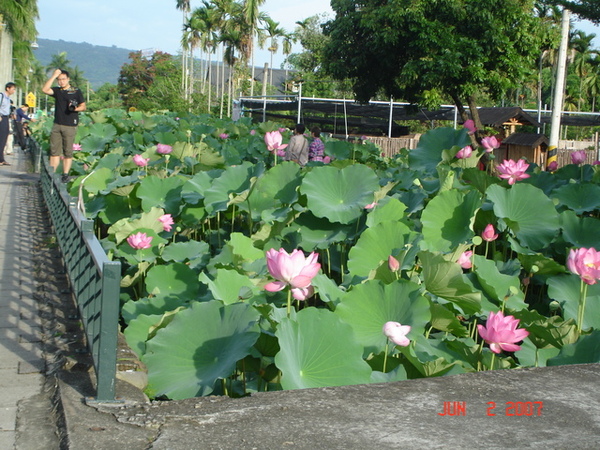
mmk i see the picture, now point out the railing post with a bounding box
[96,261,121,401]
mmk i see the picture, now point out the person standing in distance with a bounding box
[0,82,17,166]
[42,69,86,182]
[284,123,309,166]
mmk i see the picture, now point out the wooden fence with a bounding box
[366,135,599,168]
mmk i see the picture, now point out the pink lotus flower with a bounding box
[250,129,256,135]
[264,131,288,153]
[481,136,500,153]
[547,160,558,171]
[383,321,411,347]
[571,150,586,165]
[279,127,287,133]
[133,154,150,167]
[158,214,174,232]
[457,250,473,269]
[219,133,229,139]
[277,149,286,157]
[264,248,320,301]
[126,232,153,250]
[72,143,82,151]
[463,119,476,135]
[364,202,378,210]
[388,255,400,272]
[497,159,530,185]
[156,143,173,154]
[477,311,529,354]
[482,224,498,242]
[323,156,331,164]
[567,247,600,285]
[456,145,473,159]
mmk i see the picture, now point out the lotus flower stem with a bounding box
[383,342,389,373]
[241,359,247,395]
[425,325,433,339]
[231,204,236,233]
[489,352,496,371]
[477,339,485,371]
[577,280,588,333]
[217,212,221,248]
[325,248,331,276]
[286,289,292,318]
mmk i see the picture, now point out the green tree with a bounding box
[551,1,600,23]
[286,14,346,98]
[263,17,285,87]
[323,0,543,140]
[0,0,39,85]
[47,51,71,72]
[86,83,123,111]
[118,51,187,113]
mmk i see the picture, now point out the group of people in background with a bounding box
[0,82,36,166]
[284,124,325,166]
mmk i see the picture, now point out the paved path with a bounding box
[0,148,49,449]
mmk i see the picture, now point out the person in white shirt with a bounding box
[0,82,16,166]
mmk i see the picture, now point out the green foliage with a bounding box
[323,0,543,109]
[33,109,600,400]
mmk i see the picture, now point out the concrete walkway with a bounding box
[0,148,56,449]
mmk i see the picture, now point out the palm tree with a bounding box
[242,0,266,96]
[570,30,597,111]
[263,17,285,89]
[281,32,295,91]
[175,0,192,97]
[0,0,39,86]
[189,2,221,113]
[47,52,71,72]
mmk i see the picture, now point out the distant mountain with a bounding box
[34,38,134,89]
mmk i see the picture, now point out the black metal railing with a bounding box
[35,140,120,401]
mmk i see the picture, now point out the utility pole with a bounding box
[547,8,570,170]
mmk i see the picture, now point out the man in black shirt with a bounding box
[42,69,86,182]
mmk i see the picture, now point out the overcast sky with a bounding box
[36,0,333,68]
[36,1,600,68]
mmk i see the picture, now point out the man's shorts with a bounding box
[50,123,77,158]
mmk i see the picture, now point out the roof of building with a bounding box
[502,132,549,147]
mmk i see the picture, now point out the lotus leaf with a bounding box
[552,183,600,213]
[419,251,481,314]
[487,183,559,251]
[136,175,185,214]
[203,161,257,215]
[472,255,527,311]
[347,221,419,278]
[365,197,407,228]
[334,279,430,356]
[246,162,301,221]
[275,307,372,389]
[547,330,600,366]
[198,269,260,305]
[301,165,380,224]
[108,207,166,244]
[408,127,470,174]
[547,274,600,331]
[421,189,481,252]
[144,301,260,399]
[145,262,201,299]
[560,210,600,249]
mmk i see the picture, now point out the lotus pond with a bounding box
[34,109,600,400]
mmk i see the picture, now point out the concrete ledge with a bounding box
[58,363,599,449]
